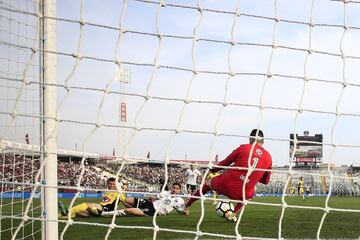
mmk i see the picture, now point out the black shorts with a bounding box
[187,184,197,192]
[134,198,156,216]
[101,200,116,212]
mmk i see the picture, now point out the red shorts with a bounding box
[211,173,253,200]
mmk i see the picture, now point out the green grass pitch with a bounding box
[1,196,359,239]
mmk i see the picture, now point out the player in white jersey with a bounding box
[184,165,202,194]
[101,182,185,217]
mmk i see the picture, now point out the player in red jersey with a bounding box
[183,129,272,220]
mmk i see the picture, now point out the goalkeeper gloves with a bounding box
[206,172,220,181]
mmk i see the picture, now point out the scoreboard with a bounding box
[289,131,323,167]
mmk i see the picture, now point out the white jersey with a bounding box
[152,191,185,216]
[185,168,201,185]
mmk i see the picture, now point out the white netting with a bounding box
[0,0,41,239]
[1,0,360,239]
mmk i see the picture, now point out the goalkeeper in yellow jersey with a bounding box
[58,177,126,218]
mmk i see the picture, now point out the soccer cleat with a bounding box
[116,209,127,216]
[225,211,237,222]
[183,208,190,216]
[58,201,68,216]
[227,215,238,222]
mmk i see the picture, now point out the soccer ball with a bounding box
[215,201,234,218]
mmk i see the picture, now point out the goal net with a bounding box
[0,0,42,239]
[1,0,360,239]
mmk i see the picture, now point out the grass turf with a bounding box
[1,196,359,239]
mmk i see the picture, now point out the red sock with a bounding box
[185,184,211,207]
[234,202,243,213]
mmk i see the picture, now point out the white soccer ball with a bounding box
[215,201,234,218]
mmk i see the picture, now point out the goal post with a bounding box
[40,0,58,239]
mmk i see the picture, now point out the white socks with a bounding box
[101,209,126,217]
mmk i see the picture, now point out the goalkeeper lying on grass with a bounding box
[58,177,126,219]
[101,182,186,217]
[58,178,186,218]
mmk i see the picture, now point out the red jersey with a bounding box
[211,143,272,200]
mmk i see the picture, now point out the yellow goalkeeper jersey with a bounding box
[100,191,119,211]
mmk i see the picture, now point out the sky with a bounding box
[1,0,360,167]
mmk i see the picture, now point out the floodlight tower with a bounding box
[117,68,130,157]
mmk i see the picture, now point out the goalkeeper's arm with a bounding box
[210,148,238,172]
[259,166,272,184]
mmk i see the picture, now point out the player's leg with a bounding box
[101,197,139,217]
[185,180,211,207]
[59,202,89,218]
[102,207,148,217]
[207,172,220,205]
[225,210,238,222]
[300,187,305,200]
[186,184,191,195]
[58,201,68,216]
[212,190,218,205]
[222,201,242,223]
[185,174,220,210]
[76,211,91,217]
[124,208,148,216]
[58,201,70,219]
[191,185,196,194]
[86,203,103,216]
[234,202,243,213]
[72,203,91,217]
[100,196,160,217]
[112,198,155,217]
[122,197,136,208]
[58,201,91,218]
[224,195,246,222]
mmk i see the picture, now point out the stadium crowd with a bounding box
[0,154,107,191]
[1,153,360,196]
[0,154,188,192]
[0,154,39,191]
[121,164,185,186]
[58,162,106,190]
